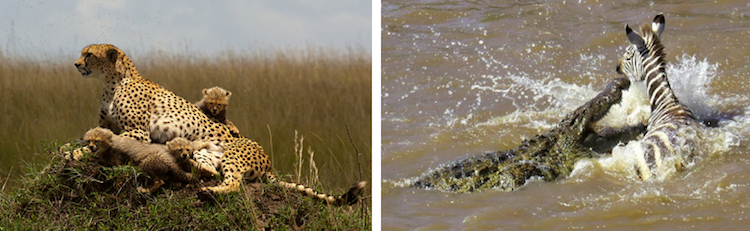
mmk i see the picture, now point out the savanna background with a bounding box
[0,46,372,193]
[0,1,372,229]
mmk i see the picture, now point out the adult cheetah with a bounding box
[74,44,365,205]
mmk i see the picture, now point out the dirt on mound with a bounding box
[7,145,367,230]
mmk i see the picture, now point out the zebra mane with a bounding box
[631,23,667,72]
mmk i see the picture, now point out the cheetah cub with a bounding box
[83,127,196,194]
[166,137,222,178]
[195,86,242,138]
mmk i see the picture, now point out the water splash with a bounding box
[575,55,747,181]
[667,54,722,119]
[394,52,748,197]
[458,54,746,185]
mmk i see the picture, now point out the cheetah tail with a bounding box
[267,173,367,206]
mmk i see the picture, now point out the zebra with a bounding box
[615,14,701,180]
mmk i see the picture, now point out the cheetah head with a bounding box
[74,44,122,79]
[83,127,114,153]
[202,87,232,116]
[205,100,227,116]
[166,137,196,160]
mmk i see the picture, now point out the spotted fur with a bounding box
[74,44,365,204]
[166,137,219,177]
[83,127,195,194]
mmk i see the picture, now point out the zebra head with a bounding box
[616,14,666,82]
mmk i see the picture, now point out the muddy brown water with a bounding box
[382,1,750,230]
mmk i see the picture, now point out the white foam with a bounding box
[667,55,721,118]
[593,80,650,131]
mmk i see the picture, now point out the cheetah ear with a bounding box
[166,140,173,146]
[105,48,119,64]
[202,89,209,96]
[225,90,232,98]
[625,24,646,50]
[652,14,665,37]
[105,130,114,139]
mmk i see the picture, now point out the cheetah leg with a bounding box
[137,156,166,194]
[202,169,242,193]
[191,149,221,177]
[187,159,219,178]
[224,120,243,138]
[98,111,118,133]
[138,179,165,194]
[201,152,246,193]
[119,129,152,143]
[167,160,196,183]
[191,142,224,176]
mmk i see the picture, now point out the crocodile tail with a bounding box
[266,172,367,206]
[413,150,521,193]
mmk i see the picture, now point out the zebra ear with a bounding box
[652,14,665,36]
[625,24,646,49]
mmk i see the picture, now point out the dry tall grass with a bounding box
[0,46,371,192]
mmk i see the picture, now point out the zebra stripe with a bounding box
[616,14,697,180]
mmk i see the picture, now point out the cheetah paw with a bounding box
[66,147,91,161]
[58,143,73,154]
[137,186,151,194]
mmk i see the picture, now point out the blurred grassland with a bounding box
[0,46,371,192]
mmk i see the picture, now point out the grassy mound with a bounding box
[0,143,371,230]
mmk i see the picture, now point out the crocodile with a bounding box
[413,77,645,193]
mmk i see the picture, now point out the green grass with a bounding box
[0,141,371,230]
